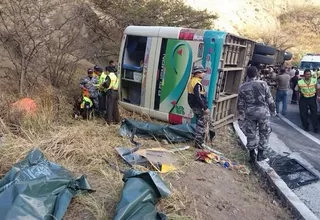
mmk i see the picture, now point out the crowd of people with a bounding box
[236,65,320,162]
[74,60,120,125]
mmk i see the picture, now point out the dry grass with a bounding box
[0,88,291,220]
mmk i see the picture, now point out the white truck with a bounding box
[298,53,320,76]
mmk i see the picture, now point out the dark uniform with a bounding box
[103,66,120,125]
[187,66,208,149]
[237,76,275,161]
[80,69,99,111]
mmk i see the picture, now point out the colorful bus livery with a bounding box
[118,26,256,128]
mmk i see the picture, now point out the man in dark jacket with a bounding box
[187,65,210,149]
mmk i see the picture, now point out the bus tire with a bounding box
[251,54,274,65]
[254,44,277,56]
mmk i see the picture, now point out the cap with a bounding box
[94,65,102,71]
[192,65,207,74]
[87,68,93,74]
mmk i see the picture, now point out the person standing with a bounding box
[295,69,320,132]
[290,70,300,104]
[80,68,99,113]
[237,66,276,162]
[275,68,290,115]
[96,66,107,114]
[289,67,296,78]
[103,65,120,125]
[187,65,210,149]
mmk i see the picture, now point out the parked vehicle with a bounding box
[298,53,320,76]
[117,26,278,128]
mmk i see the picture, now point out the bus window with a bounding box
[121,35,148,106]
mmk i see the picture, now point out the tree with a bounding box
[93,0,217,29]
[278,4,320,56]
[279,5,320,35]
[239,26,294,51]
[87,0,218,62]
[0,0,87,95]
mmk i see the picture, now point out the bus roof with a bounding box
[123,25,251,42]
[124,26,183,38]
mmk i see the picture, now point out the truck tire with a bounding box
[284,52,293,61]
[253,44,277,56]
[251,54,274,65]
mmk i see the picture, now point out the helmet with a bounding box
[192,65,206,74]
[94,65,102,72]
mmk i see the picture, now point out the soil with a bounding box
[164,161,291,220]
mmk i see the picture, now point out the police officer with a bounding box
[187,65,210,149]
[295,69,319,132]
[103,65,120,125]
[96,66,107,114]
[237,66,276,162]
[80,68,99,113]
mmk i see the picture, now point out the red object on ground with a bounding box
[12,98,37,115]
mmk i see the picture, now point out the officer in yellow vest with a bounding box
[295,69,320,132]
[187,65,210,149]
[102,65,120,125]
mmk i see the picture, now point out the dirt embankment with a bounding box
[0,106,292,219]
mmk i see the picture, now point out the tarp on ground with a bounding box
[119,118,195,143]
[0,148,92,220]
[114,169,170,220]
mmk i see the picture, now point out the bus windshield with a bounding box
[299,61,320,70]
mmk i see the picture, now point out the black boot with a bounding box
[257,149,267,161]
[249,150,256,163]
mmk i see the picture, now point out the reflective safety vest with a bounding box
[98,72,107,91]
[107,72,119,90]
[80,96,93,109]
[98,72,107,85]
[297,78,317,98]
[187,77,205,94]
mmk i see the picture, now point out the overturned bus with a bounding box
[117,26,282,128]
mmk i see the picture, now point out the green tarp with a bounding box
[0,148,92,220]
[114,169,170,220]
[119,119,195,143]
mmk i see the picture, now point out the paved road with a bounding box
[271,90,320,172]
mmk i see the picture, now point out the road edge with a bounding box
[233,121,319,220]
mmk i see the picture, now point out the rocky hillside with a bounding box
[185,0,320,34]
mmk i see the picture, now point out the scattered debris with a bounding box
[115,146,149,167]
[0,148,93,220]
[115,146,178,173]
[135,148,177,173]
[196,151,250,175]
[114,169,170,220]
